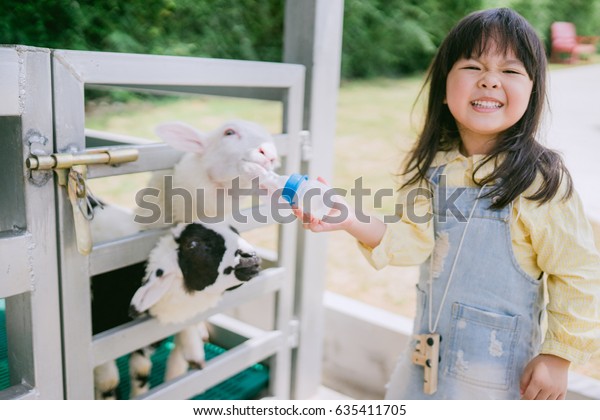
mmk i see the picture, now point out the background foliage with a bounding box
[1,0,599,80]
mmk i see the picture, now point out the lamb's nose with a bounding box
[237,252,261,268]
[258,146,276,163]
[233,250,261,281]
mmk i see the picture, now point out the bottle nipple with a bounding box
[258,170,283,192]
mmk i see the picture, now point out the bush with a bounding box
[507,0,600,52]
[341,0,484,78]
[1,0,598,83]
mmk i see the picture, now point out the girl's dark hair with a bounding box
[403,7,572,208]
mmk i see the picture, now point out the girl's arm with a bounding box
[293,197,387,249]
[294,176,435,268]
[519,180,600,398]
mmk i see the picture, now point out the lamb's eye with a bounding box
[224,128,236,136]
[155,269,164,277]
[188,240,199,249]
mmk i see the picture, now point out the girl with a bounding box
[297,8,600,399]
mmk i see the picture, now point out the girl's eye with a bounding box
[463,66,480,70]
[224,128,236,136]
[503,70,522,75]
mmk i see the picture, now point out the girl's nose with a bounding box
[478,73,501,89]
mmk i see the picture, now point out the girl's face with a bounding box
[445,47,533,154]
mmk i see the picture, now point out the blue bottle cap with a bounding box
[282,173,308,205]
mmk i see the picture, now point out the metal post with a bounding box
[52,49,96,399]
[283,0,344,399]
[0,46,63,399]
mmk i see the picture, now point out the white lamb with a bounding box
[136,119,278,229]
[92,119,278,399]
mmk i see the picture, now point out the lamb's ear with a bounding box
[129,271,176,314]
[155,122,208,154]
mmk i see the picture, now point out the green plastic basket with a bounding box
[0,300,269,399]
[0,300,9,391]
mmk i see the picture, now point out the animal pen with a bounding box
[0,1,343,400]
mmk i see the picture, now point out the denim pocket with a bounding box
[444,303,520,390]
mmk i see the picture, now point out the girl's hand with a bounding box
[292,177,356,233]
[519,354,570,399]
[293,177,387,249]
[292,194,356,233]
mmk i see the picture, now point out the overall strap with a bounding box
[428,184,487,334]
[426,165,446,187]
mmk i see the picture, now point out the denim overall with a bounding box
[385,166,545,399]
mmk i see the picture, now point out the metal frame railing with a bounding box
[51,49,305,399]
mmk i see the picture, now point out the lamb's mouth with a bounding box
[242,160,273,175]
[223,250,261,281]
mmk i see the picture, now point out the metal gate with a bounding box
[0,0,343,400]
[52,49,304,400]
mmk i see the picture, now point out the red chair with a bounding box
[550,22,599,64]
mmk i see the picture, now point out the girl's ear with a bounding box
[155,122,208,154]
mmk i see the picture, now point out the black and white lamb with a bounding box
[93,221,260,399]
[131,220,260,377]
[91,119,278,399]
[129,222,260,324]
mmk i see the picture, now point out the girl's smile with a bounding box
[445,48,533,155]
[470,97,504,112]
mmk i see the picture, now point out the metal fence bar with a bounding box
[140,331,284,400]
[85,135,289,179]
[0,234,31,298]
[107,85,286,102]
[90,229,167,276]
[87,144,183,179]
[0,383,37,400]
[90,222,279,277]
[85,128,156,146]
[53,50,305,88]
[86,129,293,148]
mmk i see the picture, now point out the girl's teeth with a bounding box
[472,100,502,108]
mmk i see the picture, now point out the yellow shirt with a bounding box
[361,149,600,364]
